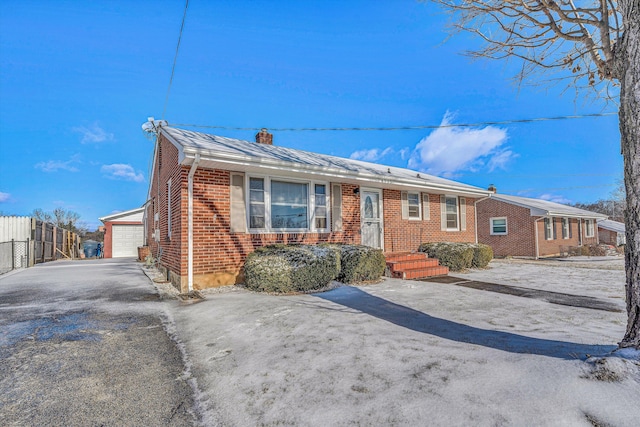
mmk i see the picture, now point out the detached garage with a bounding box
[99,207,145,258]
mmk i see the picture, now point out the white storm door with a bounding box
[361,189,383,249]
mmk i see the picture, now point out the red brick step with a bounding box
[385,252,449,280]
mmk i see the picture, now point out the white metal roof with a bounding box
[160,127,490,197]
[597,219,625,233]
[489,193,608,219]
[99,207,144,223]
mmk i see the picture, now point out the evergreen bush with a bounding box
[471,243,493,268]
[418,242,474,271]
[243,244,340,293]
[337,244,386,284]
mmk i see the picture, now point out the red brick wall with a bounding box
[477,198,536,257]
[103,221,112,258]
[146,134,186,278]
[599,228,618,245]
[382,190,477,253]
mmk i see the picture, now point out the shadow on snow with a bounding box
[314,286,616,360]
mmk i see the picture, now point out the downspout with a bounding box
[534,217,544,260]
[474,196,491,243]
[187,154,201,293]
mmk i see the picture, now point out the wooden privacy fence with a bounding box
[0,216,82,273]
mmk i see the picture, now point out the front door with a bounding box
[361,188,383,249]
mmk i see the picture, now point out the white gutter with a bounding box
[534,217,544,259]
[187,154,201,293]
[474,196,492,243]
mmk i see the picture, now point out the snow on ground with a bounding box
[162,258,639,426]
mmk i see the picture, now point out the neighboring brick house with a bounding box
[477,193,607,258]
[144,125,490,292]
[598,219,626,246]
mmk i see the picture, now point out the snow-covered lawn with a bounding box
[163,257,639,426]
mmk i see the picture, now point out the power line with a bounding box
[162,0,190,121]
[503,183,617,192]
[171,112,617,132]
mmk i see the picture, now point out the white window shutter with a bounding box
[422,193,430,220]
[230,174,247,232]
[460,197,467,231]
[401,191,409,220]
[440,195,447,231]
[331,184,342,232]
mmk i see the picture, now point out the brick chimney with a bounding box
[255,128,273,145]
[488,184,497,193]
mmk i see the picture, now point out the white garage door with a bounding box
[112,225,144,258]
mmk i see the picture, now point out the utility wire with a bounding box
[171,112,617,132]
[162,0,189,121]
[503,183,617,192]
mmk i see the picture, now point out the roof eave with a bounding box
[180,149,490,197]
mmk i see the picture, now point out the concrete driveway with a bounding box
[0,258,198,426]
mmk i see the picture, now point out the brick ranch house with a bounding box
[144,125,491,292]
[476,192,607,258]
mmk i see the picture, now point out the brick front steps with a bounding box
[385,252,449,280]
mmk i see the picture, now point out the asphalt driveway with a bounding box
[0,258,198,426]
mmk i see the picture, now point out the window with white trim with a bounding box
[249,177,266,229]
[544,217,553,240]
[407,192,421,219]
[490,217,507,235]
[314,184,327,229]
[562,217,570,239]
[271,180,308,229]
[247,175,329,232]
[585,219,595,237]
[445,196,459,230]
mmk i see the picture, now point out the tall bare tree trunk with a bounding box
[617,0,640,349]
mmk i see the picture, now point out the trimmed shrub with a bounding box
[244,244,340,293]
[471,243,493,269]
[418,242,474,271]
[337,244,386,284]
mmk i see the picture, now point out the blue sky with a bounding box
[0,1,622,230]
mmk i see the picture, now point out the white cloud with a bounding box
[101,164,145,182]
[73,123,114,144]
[0,192,10,202]
[35,155,81,172]
[408,112,515,176]
[350,147,394,162]
[538,193,573,204]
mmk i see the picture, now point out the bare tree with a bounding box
[32,208,88,235]
[431,0,639,349]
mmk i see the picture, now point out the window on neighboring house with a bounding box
[585,219,595,237]
[167,179,172,239]
[249,177,266,229]
[445,196,459,230]
[314,184,327,229]
[562,217,570,239]
[544,217,553,240]
[490,217,507,235]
